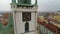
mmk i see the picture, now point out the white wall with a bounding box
[13,11,37,34]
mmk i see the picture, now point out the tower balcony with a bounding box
[11,4,38,12]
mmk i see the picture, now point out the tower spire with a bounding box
[35,0,37,5]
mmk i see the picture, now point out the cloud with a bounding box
[38,0,60,11]
[0,0,11,11]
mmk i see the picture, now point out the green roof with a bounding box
[11,3,36,7]
[11,0,37,6]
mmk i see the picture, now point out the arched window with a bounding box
[25,22,29,32]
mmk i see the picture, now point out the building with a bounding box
[37,13,60,34]
[10,0,38,34]
[0,13,10,26]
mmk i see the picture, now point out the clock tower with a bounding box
[10,0,38,34]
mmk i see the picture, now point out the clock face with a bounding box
[22,12,31,22]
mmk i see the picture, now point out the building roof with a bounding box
[37,19,60,33]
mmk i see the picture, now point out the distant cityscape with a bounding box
[0,11,60,34]
[37,11,60,34]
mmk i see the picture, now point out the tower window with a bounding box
[24,0,27,4]
[25,22,29,32]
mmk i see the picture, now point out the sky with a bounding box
[0,0,60,12]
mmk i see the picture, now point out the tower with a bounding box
[10,0,38,34]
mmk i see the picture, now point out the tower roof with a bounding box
[18,0,31,5]
[11,0,38,6]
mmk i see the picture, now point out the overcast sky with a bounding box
[0,0,60,12]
